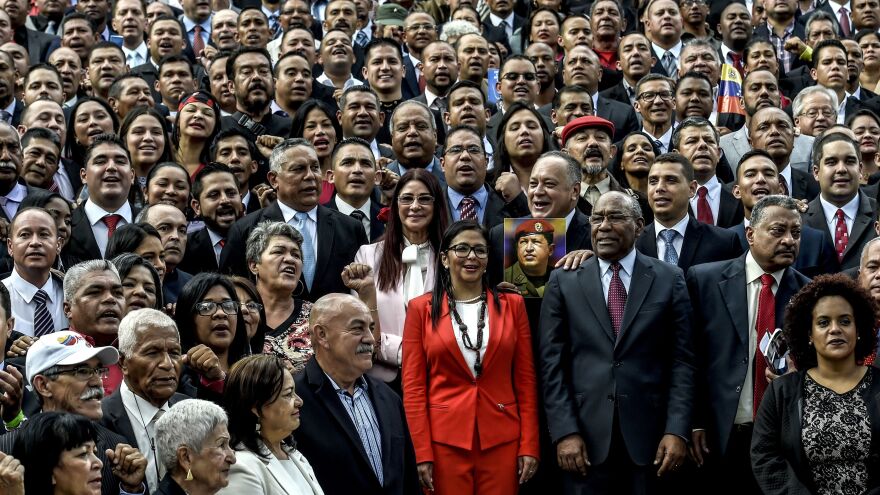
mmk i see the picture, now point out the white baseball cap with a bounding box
[26,331,119,387]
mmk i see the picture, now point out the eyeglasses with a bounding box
[195,300,240,316]
[45,366,109,381]
[445,145,484,156]
[405,23,436,32]
[501,71,538,82]
[637,91,674,102]
[447,244,489,259]
[398,194,435,205]
[589,213,633,225]
[241,302,264,313]
[801,108,835,119]
[680,0,705,5]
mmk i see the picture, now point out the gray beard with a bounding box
[583,164,606,176]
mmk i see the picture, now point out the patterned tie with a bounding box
[192,25,205,56]
[218,239,226,248]
[839,7,851,37]
[32,289,55,337]
[431,96,447,113]
[102,214,122,239]
[459,196,477,221]
[294,211,316,290]
[753,273,775,417]
[660,229,679,265]
[607,262,627,338]
[662,51,678,81]
[834,209,848,262]
[696,186,714,225]
[355,30,369,47]
[779,175,789,196]
[269,14,281,38]
[653,139,663,153]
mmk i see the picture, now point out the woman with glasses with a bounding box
[353,170,448,392]
[245,221,315,372]
[174,273,250,404]
[402,221,539,495]
[230,276,267,355]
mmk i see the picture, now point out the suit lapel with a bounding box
[480,294,506,371]
[265,455,298,490]
[577,259,615,343]
[636,223,659,258]
[803,200,829,234]
[719,256,750,345]
[314,206,335,289]
[307,361,373,467]
[733,128,751,158]
[366,381,393,482]
[566,211,591,251]
[616,254,654,349]
[775,268,801,329]
[72,207,102,260]
[842,195,873,259]
[105,394,138,445]
[678,218,702,270]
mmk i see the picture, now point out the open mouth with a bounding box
[98,309,121,323]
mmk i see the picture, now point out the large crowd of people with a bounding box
[0,0,877,493]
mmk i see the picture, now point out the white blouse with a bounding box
[450,300,490,377]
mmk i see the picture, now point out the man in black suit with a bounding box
[812,39,880,122]
[672,117,743,228]
[731,149,839,277]
[644,0,683,80]
[101,308,191,494]
[402,12,436,100]
[813,0,852,38]
[323,137,385,241]
[635,73,677,153]
[210,128,263,213]
[0,123,43,223]
[16,99,81,199]
[687,194,810,494]
[0,53,23,127]
[750,107,821,201]
[445,80,495,169]
[385,100,447,186]
[481,0,523,54]
[409,40,455,145]
[843,39,879,103]
[132,15,207,104]
[539,190,695,494]
[360,38,408,145]
[63,134,137,264]
[294,293,420,495]
[600,32,657,109]
[803,132,878,270]
[441,126,527,230]
[636,152,743,273]
[220,138,367,301]
[5,0,57,65]
[337,86,395,161]
[179,163,244,275]
[179,0,211,60]
[75,0,113,40]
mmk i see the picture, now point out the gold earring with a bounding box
[186,469,193,481]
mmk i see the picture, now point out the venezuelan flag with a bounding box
[716,63,746,132]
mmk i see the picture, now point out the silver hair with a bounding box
[117,308,179,358]
[390,100,437,134]
[155,399,229,474]
[268,137,315,173]
[63,260,120,302]
[440,20,481,42]
[750,195,800,227]
[804,10,839,39]
[539,151,583,187]
[860,236,880,268]
[599,190,643,220]
[792,85,839,117]
[134,205,151,223]
[682,38,720,63]
[245,220,304,267]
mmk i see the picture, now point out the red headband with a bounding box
[178,93,215,112]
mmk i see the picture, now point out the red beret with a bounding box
[515,219,555,237]
[561,116,615,146]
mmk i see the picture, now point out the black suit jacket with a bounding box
[293,358,420,495]
[717,187,745,228]
[686,255,810,455]
[25,28,57,66]
[596,95,640,143]
[322,190,386,242]
[752,367,880,495]
[802,193,878,270]
[178,227,219,275]
[61,202,138,265]
[219,202,368,301]
[636,216,744,274]
[445,185,529,230]
[61,157,84,197]
[402,55,421,101]
[729,222,840,277]
[599,80,633,107]
[100,390,191,447]
[481,15,524,54]
[539,252,696,466]
[790,167,821,202]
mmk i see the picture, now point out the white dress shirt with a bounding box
[450,300,490,377]
[489,12,516,38]
[120,381,170,494]
[735,252,784,424]
[53,165,75,201]
[278,201,318,260]
[1,99,15,123]
[316,73,364,90]
[122,41,149,68]
[83,199,133,257]
[644,125,674,154]
[598,248,637,301]
[0,182,28,220]
[689,175,722,225]
[651,40,683,73]
[819,193,860,235]
[654,214,689,262]
[2,269,67,337]
[837,95,848,125]
[335,196,371,239]
[779,164,793,197]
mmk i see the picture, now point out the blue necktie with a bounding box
[294,212,316,290]
[660,229,679,265]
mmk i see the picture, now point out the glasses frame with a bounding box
[195,300,241,316]
[447,244,490,259]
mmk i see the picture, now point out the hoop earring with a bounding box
[292,280,304,297]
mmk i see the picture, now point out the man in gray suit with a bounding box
[720,70,814,174]
[539,190,695,494]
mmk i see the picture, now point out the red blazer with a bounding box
[402,291,540,463]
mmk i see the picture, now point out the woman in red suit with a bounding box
[402,221,540,495]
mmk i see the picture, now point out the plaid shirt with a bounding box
[767,20,796,74]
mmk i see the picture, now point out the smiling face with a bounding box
[64,271,125,342]
[621,134,654,179]
[746,205,801,271]
[814,139,863,205]
[852,114,880,160]
[193,284,238,354]
[634,79,675,127]
[647,160,696,224]
[214,135,256,190]
[121,264,158,312]
[396,179,434,240]
[73,101,115,147]
[146,165,190,212]
[719,3,751,49]
[81,142,134,210]
[364,45,403,97]
[679,44,720,85]
[258,370,303,435]
[339,90,383,139]
[391,104,437,167]
[125,114,166,169]
[113,78,154,119]
[498,58,539,108]
[527,156,579,218]
[134,235,166,281]
[590,193,644,261]
[21,136,60,190]
[442,228,489,286]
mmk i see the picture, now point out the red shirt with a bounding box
[596,50,619,70]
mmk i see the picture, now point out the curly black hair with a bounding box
[783,274,878,369]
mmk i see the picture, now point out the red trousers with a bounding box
[428,429,520,495]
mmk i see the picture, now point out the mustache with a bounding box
[583,148,604,159]
[80,386,104,401]
[356,344,373,354]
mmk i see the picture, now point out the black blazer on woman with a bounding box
[751,367,880,495]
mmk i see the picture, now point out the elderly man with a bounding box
[220,138,367,301]
[385,100,446,186]
[101,309,190,494]
[635,74,677,153]
[294,293,419,495]
[540,190,695,494]
[793,85,839,138]
[0,330,148,495]
[687,194,810,494]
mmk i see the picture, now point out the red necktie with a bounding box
[193,25,205,56]
[834,209,848,262]
[839,7,851,37]
[418,72,426,92]
[607,262,627,338]
[218,239,226,248]
[102,214,122,239]
[730,52,744,77]
[753,273,775,417]
[696,186,714,225]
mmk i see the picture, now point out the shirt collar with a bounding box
[83,199,133,226]
[425,88,441,108]
[598,248,637,278]
[206,228,224,247]
[277,201,318,224]
[120,380,169,425]
[2,99,15,116]
[4,182,26,202]
[489,12,515,28]
[848,87,862,100]
[819,191,860,223]
[745,250,785,286]
[182,15,212,33]
[122,41,148,61]
[324,371,368,394]
[766,19,795,37]
[334,195,371,217]
[564,208,577,230]
[700,175,721,197]
[652,40,683,60]
[448,184,489,210]
[655,212,689,237]
[262,5,280,17]
[830,0,851,14]
[370,139,381,159]
[10,268,55,304]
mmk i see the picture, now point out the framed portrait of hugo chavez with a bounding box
[503,218,567,298]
